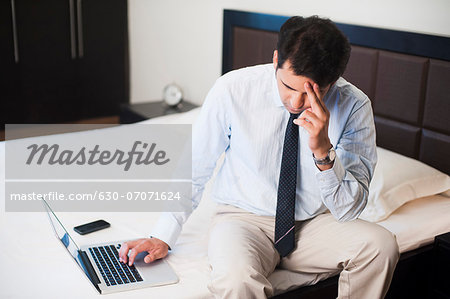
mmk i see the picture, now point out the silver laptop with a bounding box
[43,198,179,294]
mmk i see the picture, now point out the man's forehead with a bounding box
[277,67,326,92]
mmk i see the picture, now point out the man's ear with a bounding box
[273,50,278,70]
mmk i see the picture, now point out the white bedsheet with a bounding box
[1,108,449,298]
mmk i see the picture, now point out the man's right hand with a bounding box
[118,238,169,266]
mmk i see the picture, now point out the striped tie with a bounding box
[274,113,299,257]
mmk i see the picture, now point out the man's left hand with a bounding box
[294,81,332,159]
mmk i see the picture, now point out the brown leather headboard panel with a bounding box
[341,46,378,100]
[420,130,450,173]
[373,51,428,125]
[224,10,450,174]
[423,59,450,134]
[232,27,277,70]
[373,116,421,158]
[345,48,449,173]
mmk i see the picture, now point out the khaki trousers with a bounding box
[207,204,399,299]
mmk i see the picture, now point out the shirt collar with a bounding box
[271,68,284,107]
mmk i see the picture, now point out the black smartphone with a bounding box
[73,219,110,235]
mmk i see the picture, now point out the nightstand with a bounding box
[432,232,450,298]
[120,100,198,124]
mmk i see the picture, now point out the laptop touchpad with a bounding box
[133,251,162,267]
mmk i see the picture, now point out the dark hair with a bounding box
[277,16,351,88]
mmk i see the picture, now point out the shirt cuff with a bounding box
[150,212,182,250]
[315,156,346,189]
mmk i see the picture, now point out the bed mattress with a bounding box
[1,109,449,298]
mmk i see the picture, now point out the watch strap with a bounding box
[312,146,335,165]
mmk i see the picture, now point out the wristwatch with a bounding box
[312,146,336,165]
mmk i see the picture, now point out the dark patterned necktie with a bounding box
[275,113,299,257]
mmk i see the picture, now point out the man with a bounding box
[119,16,399,298]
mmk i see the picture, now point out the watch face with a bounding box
[163,84,183,106]
[329,148,336,161]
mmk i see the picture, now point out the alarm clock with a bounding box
[163,83,183,107]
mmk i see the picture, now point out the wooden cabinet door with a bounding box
[0,0,21,128]
[78,0,128,119]
[15,0,81,123]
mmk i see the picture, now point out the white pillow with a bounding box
[360,147,450,222]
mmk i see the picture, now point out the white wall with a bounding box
[128,0,450,105]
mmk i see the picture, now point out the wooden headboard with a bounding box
[222,10,450,174]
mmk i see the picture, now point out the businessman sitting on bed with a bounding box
[119,16,399,298]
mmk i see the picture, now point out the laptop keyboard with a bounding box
[89,244,143,286]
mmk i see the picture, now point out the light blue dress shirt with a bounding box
[152,64,377,249]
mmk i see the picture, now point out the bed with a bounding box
[1,9,450,299]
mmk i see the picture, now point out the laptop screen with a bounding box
[43,198,80,252]
[42,199,99,288]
